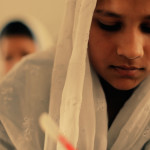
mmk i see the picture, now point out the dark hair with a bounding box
[0,20,35,40]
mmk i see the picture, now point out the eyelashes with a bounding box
[98,20,150,34]
[98,21,122,32]
[140,23,150,33]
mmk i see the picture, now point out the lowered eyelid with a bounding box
[94,13,122,24]
[98,19,118,25]
[97,21,122,32]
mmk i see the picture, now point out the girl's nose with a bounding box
[117,30,144,60]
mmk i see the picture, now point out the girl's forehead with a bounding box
[97,0,148,5]
[96,0,150,18]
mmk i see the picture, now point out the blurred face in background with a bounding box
[88,0,150,90]
[0,35,36,74]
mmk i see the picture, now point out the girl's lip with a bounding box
[110,65,144,70]
[110,65,144,77]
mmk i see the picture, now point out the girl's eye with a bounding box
[98,21,122,32]
[5,55,13,61]
[21,51,28,56]
[140,23,150,33]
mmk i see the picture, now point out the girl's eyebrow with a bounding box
[95,10,122,18]
[96,10,150,20]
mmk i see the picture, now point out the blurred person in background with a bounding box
[0,20,37,75]
[0,20,37,150]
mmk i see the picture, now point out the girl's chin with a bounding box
[109,79,140,91]
[112,85,136,91]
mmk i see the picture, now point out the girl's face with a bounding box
[88,0,150,90]
[0,36,36,74]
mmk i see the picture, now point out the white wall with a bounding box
[0,0,65,49]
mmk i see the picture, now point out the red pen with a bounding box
[39,113,77,150]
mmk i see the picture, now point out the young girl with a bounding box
[0,0,150,149]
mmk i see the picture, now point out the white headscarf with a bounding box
[44,0,107,149]
[0,0,150,149]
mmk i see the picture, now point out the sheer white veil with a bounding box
[45,0,108,149]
